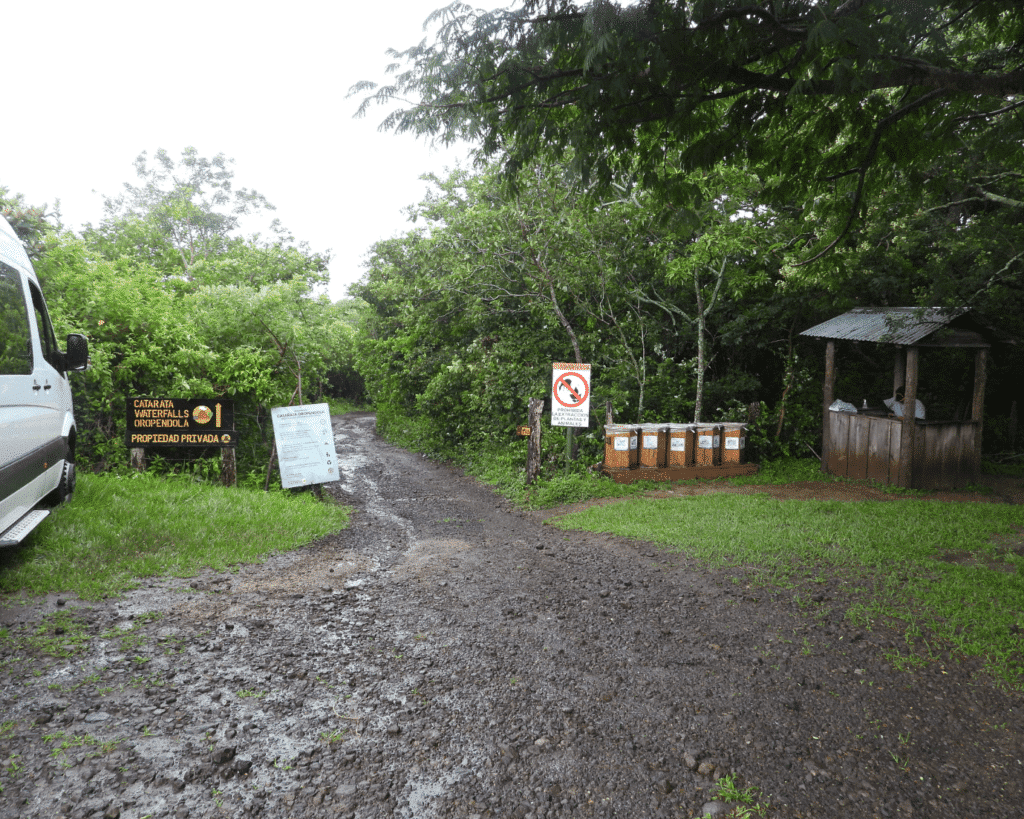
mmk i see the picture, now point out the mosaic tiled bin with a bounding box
[638,423,668,468]
[667,423,695,467]
[603,424,639,470]
[721,422,748,464]
[695,424,722,467]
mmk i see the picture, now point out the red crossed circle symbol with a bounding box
[553,372,589,408]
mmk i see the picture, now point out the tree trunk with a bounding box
[691,258,726,425]
[694,313,706,424]
[546,280,582,365]
[527,397,543,485]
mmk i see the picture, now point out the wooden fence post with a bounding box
[527,397,543,485]
[130,447,146,472]
[221,447,237,487]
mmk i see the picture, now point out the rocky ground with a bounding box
[1,412,1022,819]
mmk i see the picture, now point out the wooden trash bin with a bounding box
[721,423,748,464]
[603,424,639,470]
[667,423,695,467]
[695,424,722,467]
[639,423,668,468]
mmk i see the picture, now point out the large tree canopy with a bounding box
[93,147,281,276]
[354,0,1024,258]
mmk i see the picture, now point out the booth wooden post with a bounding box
[821,340,836,473]
[893,348,906,397]
[898,347,920,487]
[971,348,987,478]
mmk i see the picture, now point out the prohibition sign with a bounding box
[553,371,590,408]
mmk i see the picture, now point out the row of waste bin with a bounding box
[603,423,749,470]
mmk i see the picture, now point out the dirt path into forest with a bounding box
[1,412,1022,819]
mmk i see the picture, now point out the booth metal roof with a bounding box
[800,307,976,346]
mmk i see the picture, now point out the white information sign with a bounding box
[551,363,591,428]
[270,403,339,489]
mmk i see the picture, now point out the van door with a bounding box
[25,274,70,451]
[0,262,51,482]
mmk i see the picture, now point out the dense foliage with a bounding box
[350,0,1023,478]
[352,148,1022,474]
[354,161,818,468]
[8,0,1024,493]
[355,1,1023,259]
[4,151,364,486]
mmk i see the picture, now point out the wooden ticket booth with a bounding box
[801,307,994,490]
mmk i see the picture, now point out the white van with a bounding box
[0,214,88,546]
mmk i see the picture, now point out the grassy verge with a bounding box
[465,444,680,508]
[0,472,350,600]
[375,409,997,507]
[549,494,1024,688]
[376,414,714,508]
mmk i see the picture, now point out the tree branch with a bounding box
[794,88,947,267]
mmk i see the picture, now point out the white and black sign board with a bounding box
[270,403,338,488]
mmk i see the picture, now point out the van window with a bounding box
[28,279,62,373]
[0,263,32,375]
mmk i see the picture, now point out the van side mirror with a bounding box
[65,333,89,371]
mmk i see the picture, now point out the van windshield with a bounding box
[0,263,33,375]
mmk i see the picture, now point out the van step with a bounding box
[0,509,51,547]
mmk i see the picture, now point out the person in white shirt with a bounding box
[884,389,925,420]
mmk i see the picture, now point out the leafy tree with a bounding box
[627,164,776,422]
[0,187,58,261]
[354,159,798,462]
[89,147,280,277]
[37,232,357,478]
[354,0,1024,260]
[188,237,331,291]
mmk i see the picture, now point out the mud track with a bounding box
[1,412,1022,819]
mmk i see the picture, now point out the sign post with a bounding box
[269,403,339,489]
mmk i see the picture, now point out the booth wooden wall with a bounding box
[827,412,981,490]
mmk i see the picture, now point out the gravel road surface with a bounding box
[1,412,1022,819]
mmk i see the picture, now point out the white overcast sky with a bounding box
[2,0,506,302]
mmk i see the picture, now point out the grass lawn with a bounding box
[0,472,350,601]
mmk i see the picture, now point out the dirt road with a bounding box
[1,412,1022,818]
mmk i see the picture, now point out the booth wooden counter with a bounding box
[826,411,980,489]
